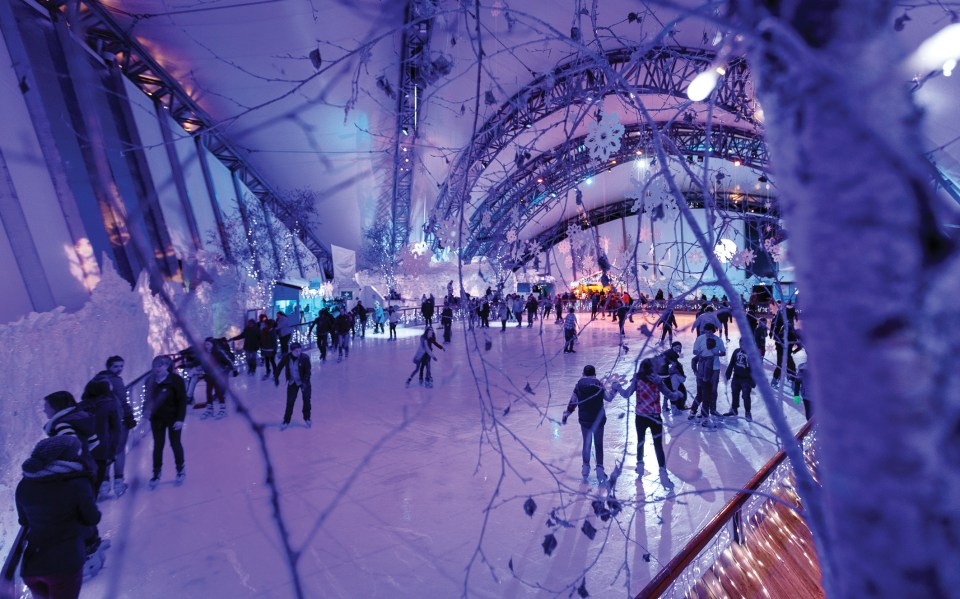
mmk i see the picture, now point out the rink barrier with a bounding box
[636,420,815,598]
[1,370,154,598]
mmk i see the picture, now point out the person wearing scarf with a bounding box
[15,435,101,599]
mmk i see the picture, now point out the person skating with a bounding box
[405,327,444,387]
[656,341,688,412]
[612,359,678,483]
[562,306,578,353]
[91,356,136,498]
[16,435,102,599]
[199,337,234,420]
[144,355,188,488]
[440,300,454,343]
[335,310,353,361]
[230,319,261,376]
[260,319,279,378]
[78,380,120,497]
[689,325,725,427]
[561,365,612,484]
[275,342,312,430]
[724,336,755,421]
[388,305,400,339]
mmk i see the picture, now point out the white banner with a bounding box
[331,244,356,286]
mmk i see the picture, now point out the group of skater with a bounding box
[561,298,809,487]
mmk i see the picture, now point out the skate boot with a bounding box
[113,478,128,498]
[149,474,160,489]
[201,406,214,420]
[581,463,590,479]
[175,467,186,485]
[97,481,112,501]
[215,404,227,419]
[425,379,433,388]
[596,466,608,485]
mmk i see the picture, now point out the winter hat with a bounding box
[22,436,83,474]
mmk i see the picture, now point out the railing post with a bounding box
[732,509,744,545]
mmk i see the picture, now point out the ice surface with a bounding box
[60,311,808,598]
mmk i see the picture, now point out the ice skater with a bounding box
[144,355,187,487]
[406,327,444,388]
[562,306,578,353]
[612,358,678,482]
[724,336,755,420]
[275,342,312,430]
[561,365,612,484]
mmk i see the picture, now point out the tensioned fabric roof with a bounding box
[99,0,960,256]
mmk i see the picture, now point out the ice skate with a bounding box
[175,467,186,485]
[581,463,590,479]
[425,379,433,388]
[596,466,608,485]
[305,420,312,428]
[201,407,214,420]
[149,475,160,489]
[215,404,227,419]
[113,478,128,498]
[98,481,112,501]
[635,461,644,474]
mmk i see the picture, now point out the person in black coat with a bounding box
[440,302,454,343]
[308,308,334,362]
[230,319,261,375]
[91,356,136,497]
[275,342,312,430]
[561,365,613,483]
[16,435,101,599]
[144,355,188,486]
[78,380,120,494]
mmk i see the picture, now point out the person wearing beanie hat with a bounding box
[16,436,101,599]
[275,342,312,430]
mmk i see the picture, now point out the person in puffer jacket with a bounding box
[16,435,101,599]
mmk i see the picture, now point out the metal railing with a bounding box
[1,371,154,599]
[636,420,815,598]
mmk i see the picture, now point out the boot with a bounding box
[596,466,608,485]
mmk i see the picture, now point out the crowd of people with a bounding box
[12,288,808,599]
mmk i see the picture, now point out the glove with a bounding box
[173,421,184,431]
[124,415,137,429]
[561,413,569,425]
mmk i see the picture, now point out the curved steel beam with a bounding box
[431,45,756,225]
[459,121,767,258]
[501,192,778,271]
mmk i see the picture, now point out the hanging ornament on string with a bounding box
[584,111,625,163]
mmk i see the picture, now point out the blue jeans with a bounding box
[579,416,606,467]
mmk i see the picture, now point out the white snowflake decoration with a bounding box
[764,239,785,263]
[556,239,571,255]
[505,230,518,243]
[481,213,493,229]
[563,255,574,269]
[687,249,705,264]
[585,112,625,163]
[730,248,756,269]
[526,239,542,256]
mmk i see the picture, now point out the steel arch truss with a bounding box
[461,121,767,258]
[431,45,755,224]
[38,0,332,276]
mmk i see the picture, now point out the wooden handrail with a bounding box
[636,419,815,598]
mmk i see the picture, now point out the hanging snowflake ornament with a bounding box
[505,229,518,243]
[556,239,571,255]
[584,112,625,163]
[730,248,756,269]
[687,248,705,264]
[765,240,785,263]
[563,255,574,269]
